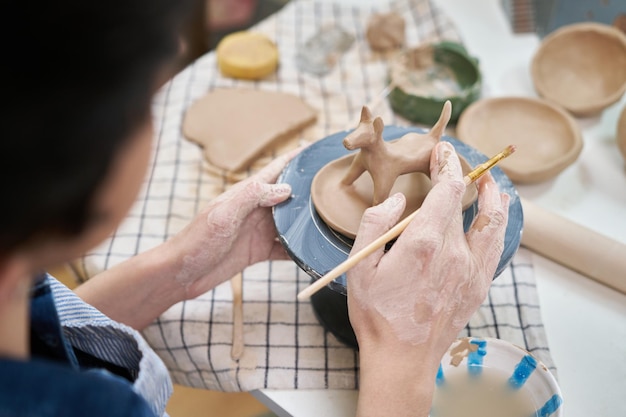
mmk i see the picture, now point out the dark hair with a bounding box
[0,1,191,254]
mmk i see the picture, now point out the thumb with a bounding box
[209,181,291,227]
[257,182,292,207]
[233,180,292,209]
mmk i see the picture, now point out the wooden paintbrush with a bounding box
[297,145,516,301]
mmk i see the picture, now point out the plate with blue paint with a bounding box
[433,337,563,417]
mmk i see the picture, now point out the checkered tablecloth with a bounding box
[72,0,555,391]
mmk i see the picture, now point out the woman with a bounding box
[0,1,509,416]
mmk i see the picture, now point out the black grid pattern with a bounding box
[72,0,555,391]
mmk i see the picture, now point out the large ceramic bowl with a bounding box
[433,337,563,417]
[531,22,626,117]
[388,41,481,125]
[456,96,583,184]
[273,126,523,348]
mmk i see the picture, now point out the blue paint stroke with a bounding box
[535,394,563,417]
[436,364,445,386]
[467,339,487,377]
[508,354,538,390]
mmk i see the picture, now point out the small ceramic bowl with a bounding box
[433,337,563,417]
[387,41,481,125]
[456,96,583,184]
[531,22,626,117]
[617,106,626,162]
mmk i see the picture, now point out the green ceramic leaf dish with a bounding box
[388,41,481,125]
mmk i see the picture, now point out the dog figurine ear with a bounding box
[360,106,372,122]
[373,117,384,136]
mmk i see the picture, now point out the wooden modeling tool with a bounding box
[230,272,244,360]
[297,145,516,301]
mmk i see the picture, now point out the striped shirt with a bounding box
[46,274,173,416]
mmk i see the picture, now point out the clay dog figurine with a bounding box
[341,100,452,205]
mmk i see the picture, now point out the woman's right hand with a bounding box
[347,141,510,417]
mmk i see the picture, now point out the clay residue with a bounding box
[437,150,451,176]
[389,46,463,99]
[449,337,478,367]
[365,12,405,52]
[472,213,491,232]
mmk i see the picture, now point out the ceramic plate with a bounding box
[436,337,563,417]
[273,126,523,295]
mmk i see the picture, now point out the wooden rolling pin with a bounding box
[520,197,626,295]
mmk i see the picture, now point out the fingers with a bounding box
[205,181,291,234]
[429,141,464,187]
[466,172,510,275]
[256,183,292,207]
[217,146,304,213]
[234,146,309,207]
[225,182,291,220]
[408,142,466,230]
[350,193,406,269]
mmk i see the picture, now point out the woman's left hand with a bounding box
[165,148,300,299]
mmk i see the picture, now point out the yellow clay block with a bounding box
[216,31,279,80]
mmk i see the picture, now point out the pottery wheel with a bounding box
[311,151,478,239]
[273,126,523,295]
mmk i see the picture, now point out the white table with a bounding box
[254,1,626,415]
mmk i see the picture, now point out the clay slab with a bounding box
[183,89,317,172]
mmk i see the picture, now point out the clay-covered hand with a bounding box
[347,140,510,357]
[164,149,300,300]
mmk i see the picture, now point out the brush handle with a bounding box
[296,209,419,301]
[521,198,626,295]
[296,173,476,300]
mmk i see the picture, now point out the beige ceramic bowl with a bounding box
[456,97,583,184]
[531,22,626,117]
[618,106,626,162]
